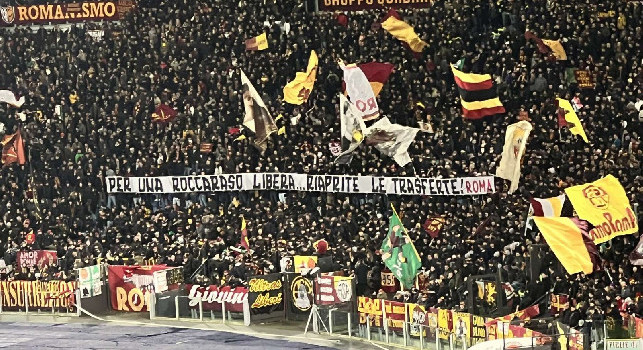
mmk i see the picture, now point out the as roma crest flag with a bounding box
[283,50,318,105]
[245,33,268,51]
[151,104,178,123]
[240,69,278,153]
[496,121,532,193]
[564,175,637,244]
[381,10,427,53]
[423,217,446,238]
[1,130,26,166]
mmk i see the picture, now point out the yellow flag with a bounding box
[557,98,588,143]
[245,33,268,51]
[533,217,593,274]
[564,175,638,244]
[283,50,318,105]
[381,17,427,53]
[277,126,286,135]
[542,40,567,60]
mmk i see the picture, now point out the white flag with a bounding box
[240,70,277,153]
[496,120,532,193]
[0,90,25,108]
[342,64,379,121]
[335,94,367,164]
[365,117,418,166]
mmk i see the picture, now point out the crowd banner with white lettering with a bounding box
[319,0,431,11]
[0,1,135,26]
[106,174,495,196]
[186,284,248,313]
[314,275,353,307]
[16,250,58,269]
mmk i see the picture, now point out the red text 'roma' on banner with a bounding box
[105,173,496,196]
[0,1,135,26]
[319,0,431,11]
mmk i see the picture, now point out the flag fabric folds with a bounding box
[451,65,505,119]
[630,235,643,266]
[240,69,278,153]
[357,62,395,97]
[542,40,567,60]
[496,121,532,193]
[529,194,568,217]
[381,11,427,53]
[0,90,25,108]
[423,217,446,239]
[381,205,422,289]
[564,175,638,244]
[340,61,394,120]
[525,32,567,61]
[245,33,268,51]
[335,94,366,164]
[1,130,26,166]
[365,116,419,167]
[557,98,588,143]
[283,50,318,105]
[342,63,380,121]
[533,217,594,275]
[240,217,249,251]
[151,104,178,123]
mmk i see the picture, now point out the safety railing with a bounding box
[0,289,81,317]
[322,311,471,350]
[149,292,249,325]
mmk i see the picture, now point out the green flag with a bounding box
[381,205,422,289]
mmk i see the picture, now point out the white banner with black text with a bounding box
[106,174,495,196]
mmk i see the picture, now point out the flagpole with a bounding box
[390,203,421,265]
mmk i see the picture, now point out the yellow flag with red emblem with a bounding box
[564,175,637,244]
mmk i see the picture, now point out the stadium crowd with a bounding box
[0,0,641,332]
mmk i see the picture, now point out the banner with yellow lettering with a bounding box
[0,280,77,312]
[358,296,383,328]
[383,300,406,332]
[438,308,453,340]
[565,175,638,244]
[0,1,135,26]
[471,315,487,344]
[319,0,431,11]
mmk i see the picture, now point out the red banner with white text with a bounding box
[186,284,247,313]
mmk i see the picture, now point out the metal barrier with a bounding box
[149,292,249,325]
[0,289,80,317]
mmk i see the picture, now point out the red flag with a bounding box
[151,104,178,123]
[240,217,249,251]
[336,13,348,27]
[1,130,26,166]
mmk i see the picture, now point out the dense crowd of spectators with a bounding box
[0,0,641,332]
